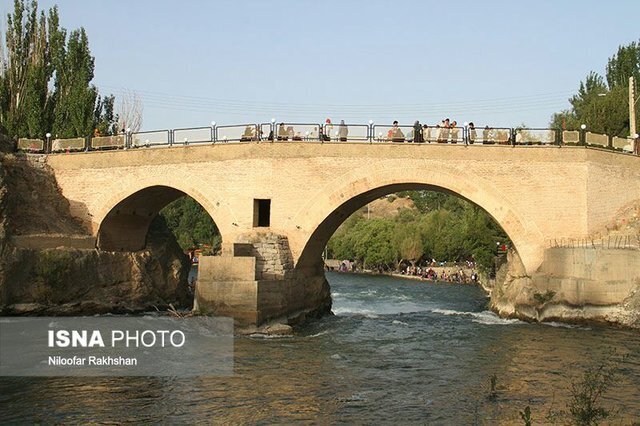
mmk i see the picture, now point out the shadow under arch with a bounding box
[295,180,543,277]
[97,185,220,252]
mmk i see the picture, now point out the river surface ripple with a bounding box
[1,272,639,424]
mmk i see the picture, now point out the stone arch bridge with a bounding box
[46,142,640,325]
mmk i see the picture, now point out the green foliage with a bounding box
[487,373,498,401]
[34,250,73,287]
[551,40,640,137]
[0,0,117,139]
[328,191,509,271]
[533,290,556,306]
[160,197,221,253]
[566,363,616,425]
[94,94,118,136]
[519,406,532,426]
[51,28,97,138]
[544,352,624,426]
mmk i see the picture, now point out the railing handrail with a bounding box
[14,121,639,156]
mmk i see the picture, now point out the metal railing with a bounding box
[273,123,322,141]
[173,126,213,145]
[14,121,639,155]
[467,127,512,145]
[216,124,260,142]
[131,130,170,148]
[549,235,639,250]
[612,136,635,153]
[514,128,557,145]
[91,135,125,150]
[17,138,46,152]
[323,123,369,142]
[585,132,609,148]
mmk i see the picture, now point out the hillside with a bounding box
[357,196,417,219]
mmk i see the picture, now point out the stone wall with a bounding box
[196,232,331,326]
[490,247,640,327]
[46,143,640,278]
[235,232,295,280]
[0,153,191,315]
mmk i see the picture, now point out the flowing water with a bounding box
[1,272,639,424]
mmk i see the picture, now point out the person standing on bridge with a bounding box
[413,121,424,143]
[468,122,477,144]
[390,121,404,142]
[338,120,348,141]
[450,121,459,143]
[277,123,287,141]
[324,118,333,141]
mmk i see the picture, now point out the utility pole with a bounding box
[630,76,637,138]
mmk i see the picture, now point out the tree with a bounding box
[52,28,97,138]
[160,197,221,253]
[116,89,143,133]
[1,0,117,140]
[94,94,118,136]
[551,40,640,137]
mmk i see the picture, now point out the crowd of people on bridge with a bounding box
[266,118,511,145]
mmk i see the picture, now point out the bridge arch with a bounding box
[291,162,545,276]
[96,181,234,252]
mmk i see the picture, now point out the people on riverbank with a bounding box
[327,258,480,285]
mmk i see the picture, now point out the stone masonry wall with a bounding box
[235,232,295,280]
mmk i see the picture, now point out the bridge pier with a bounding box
[194,232,331,326]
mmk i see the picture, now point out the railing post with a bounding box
[210,122,216,143]
[169,129,174,147]
[270,119,275,143]
[369,120,374,144]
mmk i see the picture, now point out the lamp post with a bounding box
[45,132,51,153]
[463,122,469,145]
[211,121,216,142]
[630,76,637,139]
[368,120,374,143]
[125,127,131,149]
[271,118,276,143]
[580,124,587,145]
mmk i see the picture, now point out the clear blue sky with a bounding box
[2,0,639,131]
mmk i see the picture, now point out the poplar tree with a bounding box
[0,0,117,140]
[51,28,97,138]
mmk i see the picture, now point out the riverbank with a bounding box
[329,267,481,286]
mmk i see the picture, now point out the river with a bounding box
[1,272,639,424]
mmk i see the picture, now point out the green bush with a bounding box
[34,250,73,288]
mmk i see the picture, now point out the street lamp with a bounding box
[45,132,51,153]
[211,121,216,142]
[368,120,374,142]
[580,124,587,146]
